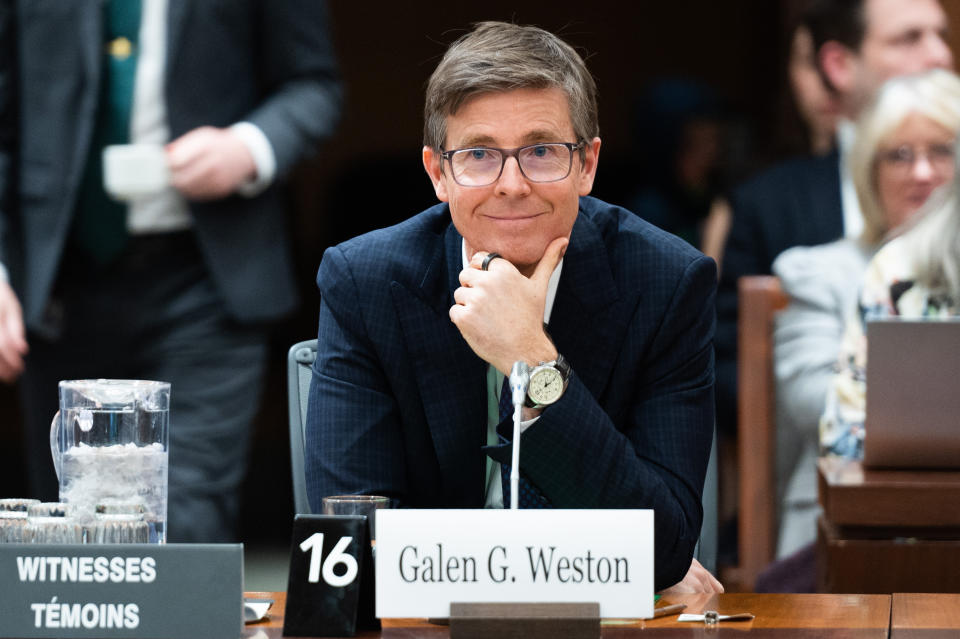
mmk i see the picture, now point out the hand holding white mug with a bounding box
[166,126,257,201]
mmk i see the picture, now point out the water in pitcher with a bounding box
[58,408,168,543]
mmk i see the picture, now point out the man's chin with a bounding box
[498,252,542,277]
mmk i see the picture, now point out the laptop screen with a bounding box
[864,318,960,469]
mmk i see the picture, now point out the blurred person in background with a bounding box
[0,1,341,541]
[712,0,952,514]
[772,70,960,577]
[627,79,728,250]
[701,21,843,273]
[821,126,960,464]
[789,23,843,157]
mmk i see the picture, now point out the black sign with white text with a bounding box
[283,515,375,637]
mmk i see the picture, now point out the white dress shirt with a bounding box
[837,119,865,240]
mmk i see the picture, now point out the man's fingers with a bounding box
[705,569,724,593]
[452,285,473,307]
[530,237,568,287]
[689,558,723,593]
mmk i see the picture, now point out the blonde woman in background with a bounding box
[773,69,960,561]
[822,108,960,462]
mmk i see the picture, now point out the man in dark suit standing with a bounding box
[715,0,952,440]
[305,21,721,592]
[0,1,341,541]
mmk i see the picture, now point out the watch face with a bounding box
[528,367,564,405]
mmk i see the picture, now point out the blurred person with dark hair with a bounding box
[713,0,951,473]
[0,1,341,541]
[789,24,843,157]
[702,20,844,271]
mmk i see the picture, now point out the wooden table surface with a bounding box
[243,592,891,638]
[891,593,960,639]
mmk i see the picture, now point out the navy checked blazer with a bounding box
[305,195,717,590]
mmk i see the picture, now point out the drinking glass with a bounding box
[0,511,28,543]
[321,495,391,548]
[89,501,149,544]
[0,498,40,512]
[0,499,39,543]
[23,502,84,544]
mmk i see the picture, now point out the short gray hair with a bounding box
[849,69,960,244]
[423,21,599,151]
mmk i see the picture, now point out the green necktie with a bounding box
[72,0,142,264]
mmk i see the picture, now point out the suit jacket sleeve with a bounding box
[304,244,409,512]
[244,0,342,177]
[492,254,717,590]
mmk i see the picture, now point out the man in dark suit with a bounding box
[0,1,341,541]
[305,21,720,592]
[715,0,952,438]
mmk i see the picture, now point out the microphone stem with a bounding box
[510,403,522,510]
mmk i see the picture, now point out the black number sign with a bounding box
[283,514,374,637]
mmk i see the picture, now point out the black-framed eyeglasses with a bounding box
[439,141,585,187]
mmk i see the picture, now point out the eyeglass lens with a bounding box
[879,143,956,171]
[449,143,575,186]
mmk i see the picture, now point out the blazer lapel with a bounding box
[549,212,624,403]
[391,224,488,505]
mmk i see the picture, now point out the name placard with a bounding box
[375,509,653,619]
[0,544,242,639]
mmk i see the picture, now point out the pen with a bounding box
[653,603,687,618]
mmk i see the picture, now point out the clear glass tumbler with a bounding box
[0,498,41,512]
[23,502,84,544]
[88,501,149,544]
[0,511,28,542]
[321,495,391,550]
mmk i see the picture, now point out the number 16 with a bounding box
[300,533,359,587]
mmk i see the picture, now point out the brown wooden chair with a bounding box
[736,275,788,590]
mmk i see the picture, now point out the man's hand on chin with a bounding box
[449,237,567,375]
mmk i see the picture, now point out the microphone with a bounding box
[509,361,530,408]
[508,361,529,510]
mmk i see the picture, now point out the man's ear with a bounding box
[577,137,602,196]
[819,41,857,96]
[422,146,450,202]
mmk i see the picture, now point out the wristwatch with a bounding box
[525,353,572,409]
